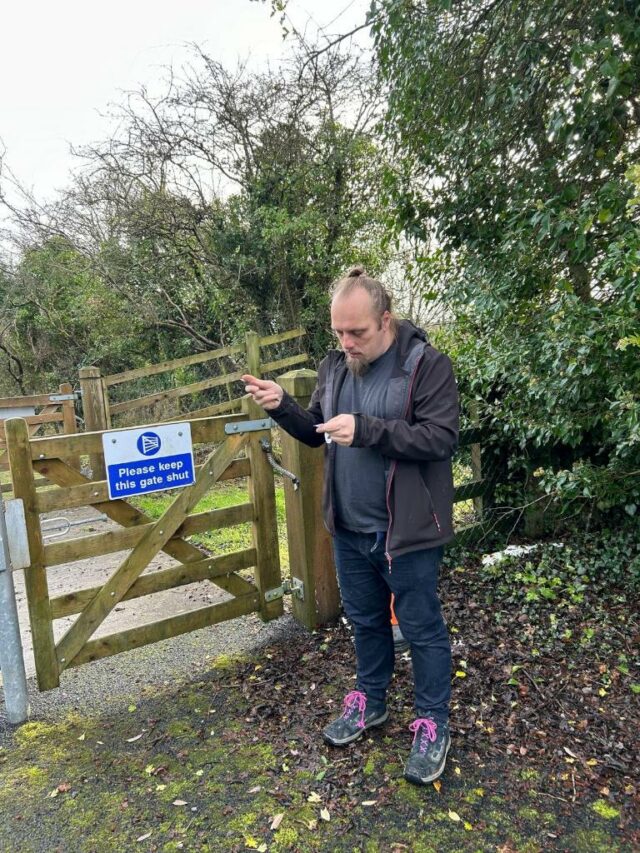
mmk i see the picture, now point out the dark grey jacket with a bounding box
[269,320,459,560]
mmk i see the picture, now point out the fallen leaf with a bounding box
[454,767,461,776]
[172,799,188,806]
[586,759,598,766]
[136,832,152,842]
[320,808,330,821]
[307,792,322,803]
[248,786,262,794]
[270,813,284,830]
[155,784,166,792]
[361,800,377,806]
[563,747,578,759]
[48,789,59,799]
[448,810,461,822]
[307,819,318,830]
[455,671,467,678]
[195,769,204,777]
[464,821,473,831]
[432,780,442,793]
[258,845,267,853]
[126,733,145,743]
[77,733,86,741]
[128,704,137,712]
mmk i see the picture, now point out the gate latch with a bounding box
[265,577,305,602]
[259,439,300,490]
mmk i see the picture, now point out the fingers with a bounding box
[242,374,268,389]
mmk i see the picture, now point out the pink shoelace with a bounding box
[341,690,368,729]
[409,718,438,754]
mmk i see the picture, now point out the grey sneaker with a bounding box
[323,691,389,746]
[393,624,409,654]
[404,718,451,785]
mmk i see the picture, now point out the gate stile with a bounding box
[5,403,283,691]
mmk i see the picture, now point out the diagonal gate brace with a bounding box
[55,432,248,670]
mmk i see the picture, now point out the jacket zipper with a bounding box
[384,354,424,571]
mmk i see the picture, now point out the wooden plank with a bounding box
[29,412,246,461]
[259,328,306,347]
[109,371,245,416]
[67,592,261,668]
[243,396,282,621]
[55,433,248,669]
[174,397,243,421]
[104,343,245,387]
[60,382,81,470]
[35,456,255,601]
[0,412,64,429]
[459,427,486,446]
[50,548,257,617]
[34,458,251,512]
[0,393,63,408]
[261,354,308,374]
[44,503,255,566]
[5,418,59,690]
[454,480,489,502]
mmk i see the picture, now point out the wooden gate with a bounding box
[5,401,283,691]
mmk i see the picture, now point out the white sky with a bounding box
[0,0,371,203]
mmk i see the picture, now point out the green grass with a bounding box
[132,479,290,573]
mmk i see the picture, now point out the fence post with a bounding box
[79,367,109,479]
[243,395,283,622]
[59,382,80,471]
[245,331,261,378]
[469,401,483,520]
[278,370,340,629]
[5,417,60,691]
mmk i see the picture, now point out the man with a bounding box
[242,267,459,785]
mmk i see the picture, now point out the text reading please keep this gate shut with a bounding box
[102,423,195,500]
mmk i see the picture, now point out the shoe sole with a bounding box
[322,710,389,747]
[403,735,451,785]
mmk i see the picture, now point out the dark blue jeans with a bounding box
[333,525,451,724]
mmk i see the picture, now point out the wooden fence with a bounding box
[79,329,308,456]
[0,384,79,493]
[6,397,283,691]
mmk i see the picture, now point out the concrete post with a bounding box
[278,369,340,628]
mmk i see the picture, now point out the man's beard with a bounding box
[346,354,370,377]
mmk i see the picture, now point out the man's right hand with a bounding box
[242,374,284,411]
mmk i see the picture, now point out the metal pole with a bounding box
[0,493,29,724]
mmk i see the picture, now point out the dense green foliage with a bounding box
[372,0,640,514]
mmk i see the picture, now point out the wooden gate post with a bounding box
[278,370,340,629]
[79,367,109,479]
[59,382,80,471]
[5,417,60,690]
[243,395,283,622]
[245,331,261,378]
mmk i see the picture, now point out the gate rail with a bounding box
[5,397,282,691]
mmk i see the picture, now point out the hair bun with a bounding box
[347,266,366,278]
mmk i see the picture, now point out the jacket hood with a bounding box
[394,319,428,368]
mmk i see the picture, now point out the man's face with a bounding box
[331,288,392,375]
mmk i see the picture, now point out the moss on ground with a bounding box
[0,645,635,853]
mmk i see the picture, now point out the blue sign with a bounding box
[102,423,195,500]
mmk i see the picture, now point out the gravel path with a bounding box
[0,505,309,739]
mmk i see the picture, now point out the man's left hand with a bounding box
[315,414,356,446]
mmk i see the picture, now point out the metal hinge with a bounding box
[264,577,305,602]
[224,418,276,435]
[48,392,81,403]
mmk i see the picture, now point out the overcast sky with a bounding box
[0,0,371,203]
